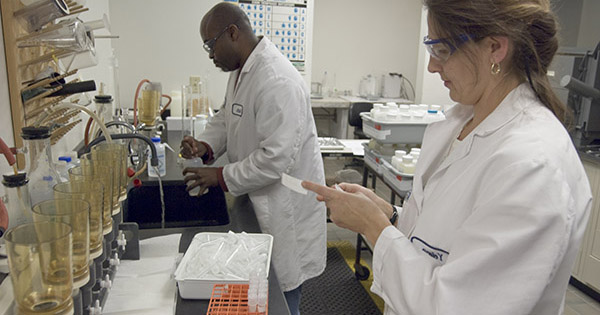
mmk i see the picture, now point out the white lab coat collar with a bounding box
[234,36,270,86]
[403,83,538,236]
[435,83,537,175]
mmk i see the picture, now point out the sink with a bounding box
[124,184,229,229]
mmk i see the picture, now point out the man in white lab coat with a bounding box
[180,3,326,314]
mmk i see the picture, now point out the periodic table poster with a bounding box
[235,0,309,72]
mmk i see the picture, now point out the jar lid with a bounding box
[58,156,72,163]
[402,155,414,163]
[94,94,113,103]
[21,126,51,139]
[2,173,28,187]
[151,137,161,143]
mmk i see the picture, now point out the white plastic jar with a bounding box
[400,155,415,175]
[148,137,166,177]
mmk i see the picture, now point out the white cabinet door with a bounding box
[580,160,600,291]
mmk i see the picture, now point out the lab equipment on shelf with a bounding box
[361,104,445,144]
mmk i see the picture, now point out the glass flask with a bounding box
[1,173,33,234]
[21,126,61,206]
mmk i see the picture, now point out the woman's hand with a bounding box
[302,181,391,245]
[337,183,396,219]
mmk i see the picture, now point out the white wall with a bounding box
[415,7,453,107]
[577,0,600,50]
[108,0,315,114]
[311,0,422,97]
[108,0,228,113]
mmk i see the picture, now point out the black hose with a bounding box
[84,133,159,167]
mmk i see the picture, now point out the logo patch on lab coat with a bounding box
[411,236,449,264]
[232,103,243,116]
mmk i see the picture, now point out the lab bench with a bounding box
[134,195,290,315]
[124,130,291,314]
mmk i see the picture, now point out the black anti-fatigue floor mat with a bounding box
[299,247,382,315]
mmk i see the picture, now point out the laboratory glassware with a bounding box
[1,173,33,233]
[4,221,74,315]
[90,143,124,213]
[18,19,88,52]
[54,175,104,260]
[78,157,113,235]
[32,198,90,289]
[14,0,69,32]
[21,126,61,206]
[138,82,162,126]
[181,84,198,138]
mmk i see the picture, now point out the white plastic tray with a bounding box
[175,232,273,299]
[361,112,434,144]
[363,144,384,175]
[381,160,413,196]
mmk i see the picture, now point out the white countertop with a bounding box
[310,96,350,108]
[339,95,413,104]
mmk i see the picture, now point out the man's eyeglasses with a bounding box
[203,24,231,54]
[423,34,475,62]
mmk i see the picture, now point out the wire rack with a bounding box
[207,284,268,315]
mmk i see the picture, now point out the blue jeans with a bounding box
[284,285,303,315]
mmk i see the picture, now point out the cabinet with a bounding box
[574,158,600,292]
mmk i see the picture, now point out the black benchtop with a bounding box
[136,130,290,315]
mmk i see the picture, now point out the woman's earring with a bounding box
[491,62,501,75]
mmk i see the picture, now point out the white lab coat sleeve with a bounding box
[223,78,308,195]
[199,101,228,159]
[371,158,575,315]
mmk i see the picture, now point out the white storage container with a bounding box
[361,112,443,144]
[175,232,273,299]
[363,143,384,175]
[381,159,413,197]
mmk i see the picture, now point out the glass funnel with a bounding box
[32,198,90,289]
[14,0,69,32]
[4,221,74,315]
[76,158,113,235]
[18,19,89,52]
[90,142,125,213]
[53,176,103,260]
[138,82,162,127]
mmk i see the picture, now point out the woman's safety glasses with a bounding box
[423,34,475,62]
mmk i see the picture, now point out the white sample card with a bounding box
[281,173,308,195]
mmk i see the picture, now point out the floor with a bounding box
[322,156,600,315]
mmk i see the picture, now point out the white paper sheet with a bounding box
[102,234,182,315]
[281,173,308,195]
[339,139,368,156]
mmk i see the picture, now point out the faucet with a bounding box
[83,133,158,167]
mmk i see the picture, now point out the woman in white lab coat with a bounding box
[303,0,592,314]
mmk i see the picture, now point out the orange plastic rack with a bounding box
[207,284,268,315]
